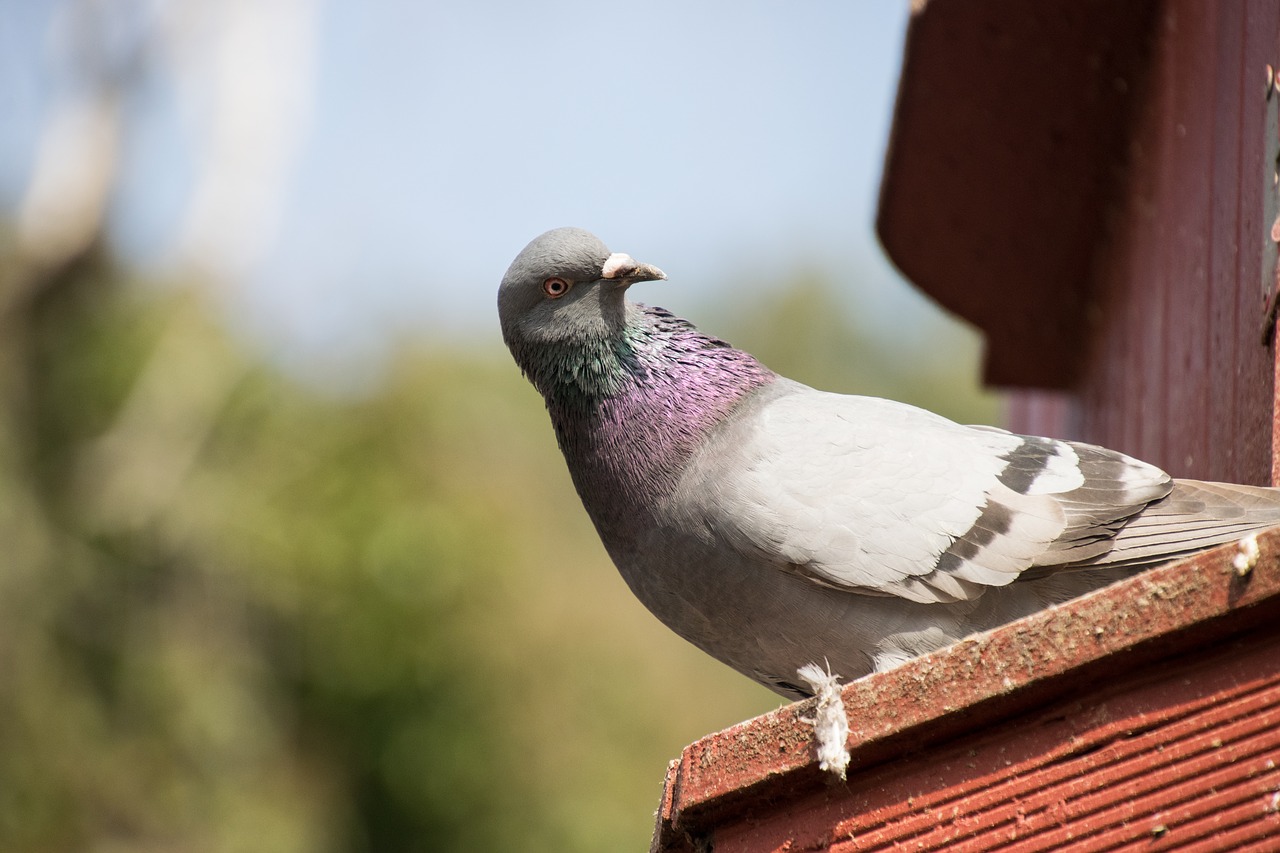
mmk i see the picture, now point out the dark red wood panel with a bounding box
[882,1,1280,485]
[876,0,1160,389]
[1007,0,1280,487]
[1209,1,1247,481]
[1160,3,1214,474]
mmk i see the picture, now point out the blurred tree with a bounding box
[0,5,1001,849]
[0,2,771,846]
[0,232,783,851]
[0,235,1001,851]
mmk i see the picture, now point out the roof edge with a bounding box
[652,526,1280,852]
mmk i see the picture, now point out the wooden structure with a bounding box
[653,534,1280,852]
[651,1,1280,850]
[879,0,1280,483]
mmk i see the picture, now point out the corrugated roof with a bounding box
[652,529,1280,852]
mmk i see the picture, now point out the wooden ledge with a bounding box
[652,528,1280,852]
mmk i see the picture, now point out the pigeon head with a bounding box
[497,227,666,349]
[499,227,772,421]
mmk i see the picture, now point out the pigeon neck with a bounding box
[539,305,776,512]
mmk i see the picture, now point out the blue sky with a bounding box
[2,1,922,382]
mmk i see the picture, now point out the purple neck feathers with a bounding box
[539,306,775,517]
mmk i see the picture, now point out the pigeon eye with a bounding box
[542,277,571,298]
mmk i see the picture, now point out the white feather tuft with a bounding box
[1234,533,1261,576]
[797,661,850,781]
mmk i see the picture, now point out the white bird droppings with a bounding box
[798,662,850,781]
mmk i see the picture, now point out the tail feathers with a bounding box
[1096,479,1280,569]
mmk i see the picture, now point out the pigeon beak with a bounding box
[600,252,667,284]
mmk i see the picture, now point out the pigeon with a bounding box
[498,226,1280,699]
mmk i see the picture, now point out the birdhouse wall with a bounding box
[1006,1,1280,487]
[877,0,1280,486]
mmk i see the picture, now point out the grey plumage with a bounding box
[499,227,1280,699]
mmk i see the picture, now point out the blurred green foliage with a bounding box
[0,236,996,851]
[717,269,999,425]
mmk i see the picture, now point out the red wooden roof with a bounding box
[652,530,1280,852]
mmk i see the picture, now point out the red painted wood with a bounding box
[732,643,1280,853]
[670,625,1280,853]
[875,0,1159,389]
[1210,1,1247,482]
[990,2,1280,487]
[652,532,1280,853]
[1231,0,1278,483]
[882,0,1280,485]
[658,5,1280,851]
[1160,3,1214,474]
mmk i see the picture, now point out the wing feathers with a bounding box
[692,388,1280,606]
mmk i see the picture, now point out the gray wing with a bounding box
[675,387,1175,604]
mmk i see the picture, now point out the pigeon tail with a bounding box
[1092,479,1280,569]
